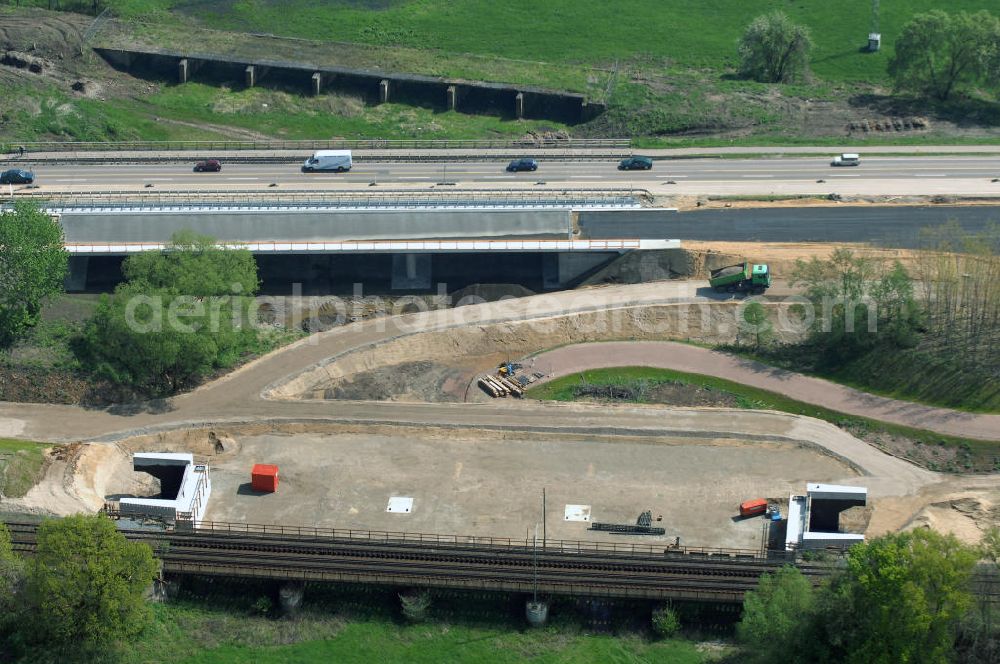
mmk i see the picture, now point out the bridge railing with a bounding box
[145,516,785,561]
[3,138,631,154]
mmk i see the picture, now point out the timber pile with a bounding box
[478,374,522,398]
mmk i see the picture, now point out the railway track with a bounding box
[7,518,998,603]
[2,518,818,602]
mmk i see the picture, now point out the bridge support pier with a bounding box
[311,72,322,96]
[515,92,525,119]
[525,600,549,626]
[446,84,460,111]
[279,582,305,615]
[245,65,256,88]
[379,79,390,103]
[391,253,431,290]
[178,58,188,84]
[64,256,89,292]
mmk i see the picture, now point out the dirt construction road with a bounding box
[0,282,993,510]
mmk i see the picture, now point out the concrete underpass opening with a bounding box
[71,251,624,295]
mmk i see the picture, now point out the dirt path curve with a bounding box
[0,281,982,500]
[527,342,1000,441]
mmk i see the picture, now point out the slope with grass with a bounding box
[528,366,999,473]
[4,3,1000,144]
[0,438,49,498]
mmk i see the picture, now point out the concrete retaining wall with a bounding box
[94,48,604,124]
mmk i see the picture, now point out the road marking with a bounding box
[398,176,431,180]
[654,175,688,178]
[742,175,774,178]
[481,175,509,179]
[226,177,260,180]
[830,174,862,177]
[915,174,947,177]
[143,178,175,181]
[54,178,88,182]
[569,175,603,179]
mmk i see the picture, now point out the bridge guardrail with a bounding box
[127,515,786,562]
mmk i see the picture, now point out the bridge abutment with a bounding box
[65,256,89,292]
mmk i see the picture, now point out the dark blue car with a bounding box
[506,158,538,172]
[0,168,34,184]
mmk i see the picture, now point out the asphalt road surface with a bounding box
[15,156,1000,188]
[579,206,1000,247]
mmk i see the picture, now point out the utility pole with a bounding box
[542,488,547,549]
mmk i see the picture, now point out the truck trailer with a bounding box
[709,262,771,294]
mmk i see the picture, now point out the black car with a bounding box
[618,156,653,170]
[193,159,222,172]
[506,158,538,172]
[0,168,34,184]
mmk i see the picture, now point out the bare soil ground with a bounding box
[8,423,995,548]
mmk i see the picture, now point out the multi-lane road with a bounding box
[581,206,1000,247]
[10,156,1000,193]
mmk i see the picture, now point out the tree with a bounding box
[737,565,817,664]
[889,10,1000,101]
[0,201,69,347]
[75,232,260,393]
[740,300,773,349]
[821,529,979,664]
[26,514,158,647]
[738,11,813,83]
[0,522,26,632]
[123,230,258,297]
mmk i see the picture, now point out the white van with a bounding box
[302,150,352,172]
[831,153,860,167]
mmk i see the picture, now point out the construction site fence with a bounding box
[2,138,631,153]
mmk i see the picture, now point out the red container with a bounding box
[251,464,279,493]
[739,498,767,517]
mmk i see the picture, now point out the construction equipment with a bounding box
[479,362,544,398]
[709,262,771,294]
[739,498,768,518]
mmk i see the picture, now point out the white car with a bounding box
[831,153,860,167]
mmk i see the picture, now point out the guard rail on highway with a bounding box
[8,188,648,210]
[3,138,630,153]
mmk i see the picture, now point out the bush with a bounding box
[399,590,431,623]
[651,605,681,637]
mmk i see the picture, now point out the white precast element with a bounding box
[119,452,212,526]
[386,496,414,513]
[564,505,591,522]
[806,483,869,502]
[65,238,681,254]
[785,482,868,552]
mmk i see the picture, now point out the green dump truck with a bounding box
[709,262,771,294]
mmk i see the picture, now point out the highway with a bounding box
[11,156,1000,190]
[580,206,1000,247]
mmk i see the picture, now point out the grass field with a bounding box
[4,2,1000,144]
[95,1,998,84]
[527,366,1000,473]
[12,600,716,664]
[0,438,49,498]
